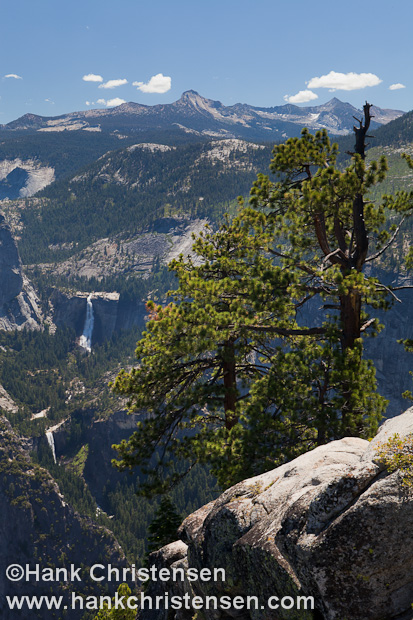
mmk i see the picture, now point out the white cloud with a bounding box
[133,73,171,94]
[97,98,126,107]
[307,71,382,91]
[284,90,318,104]
[45,98,55,104]
[389,83,406,91]
[4,73,22,80]
[99,78,128,89]
[106,98,126,107]
[82,73,103,83]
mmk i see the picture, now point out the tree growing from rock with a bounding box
[113,103,413,494]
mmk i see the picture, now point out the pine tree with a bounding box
[113,103,413,494]
[147,496,183,555]
[246,103,412,437]
[112,211,304,491]
[93,583,135,620]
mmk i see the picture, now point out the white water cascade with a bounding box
[46,431,57,464]
[79,294,94,352]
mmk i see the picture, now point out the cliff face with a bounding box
[51,289,147,344]
[50,290,88,336]
[82,411,143,508]
[0,415,129,620]
[48,409,142,509]
[142,407,413,620]
[0,215,23,307]
[0,216,42,330]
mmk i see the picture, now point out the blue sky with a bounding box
[0,0,412,124]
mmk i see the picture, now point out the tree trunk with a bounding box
[339,290,362,351]
[339,289,362,435]
[338,103,373,435]
[352,102,372,270]
[222,339,238,430]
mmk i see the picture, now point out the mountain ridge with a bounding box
[1,91,405,140]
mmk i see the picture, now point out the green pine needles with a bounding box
[147,496,183,555]
[112,103,413,496]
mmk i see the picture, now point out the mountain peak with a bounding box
[176,90,222,114]
[322,97,353,108]
[179,90,205,104]
[181,90,201,97]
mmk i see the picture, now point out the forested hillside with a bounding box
[4,140,272,264]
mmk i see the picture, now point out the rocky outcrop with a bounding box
[0,279,43,331]
[0,415,129,619]
[39,218,208,281]
[142,407,413,620]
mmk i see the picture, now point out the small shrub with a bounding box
[375,433,413,487]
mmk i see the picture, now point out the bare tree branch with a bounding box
[234,325,326,337]
[360,318,376,333]
[374,282,402,303]
[365,216,406,263]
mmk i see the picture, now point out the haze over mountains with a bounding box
[0,90,404,141]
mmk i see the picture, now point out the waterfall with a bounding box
[46,431,57,464]
[79,294,94,352]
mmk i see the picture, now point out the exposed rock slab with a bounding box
[0,158,55,199]
[363,404,413,461]
[0,276,42,331]
[37,218,208,281]
[142,409,413,620]
[0,384,18,414]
